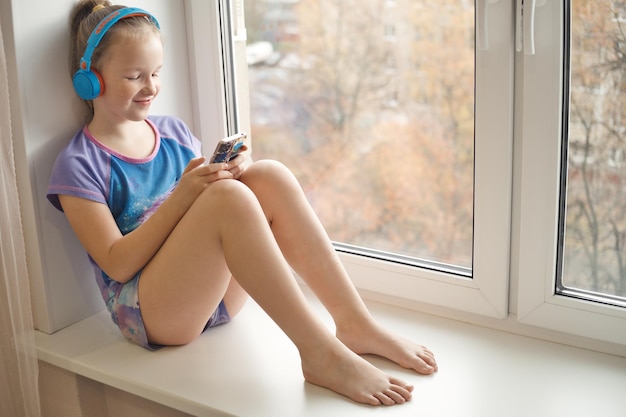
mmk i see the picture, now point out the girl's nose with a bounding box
[143,77,159,94]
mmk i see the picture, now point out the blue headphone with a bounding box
[73,7,160,100]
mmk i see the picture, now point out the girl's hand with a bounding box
[225,145,250,180]
[174,157,233,203]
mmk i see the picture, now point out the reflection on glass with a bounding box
[245,0,475,269]
[562,0,626,300]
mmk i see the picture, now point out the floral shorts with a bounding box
[107,271,231,350]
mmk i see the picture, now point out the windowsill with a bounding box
[35,289,626,417]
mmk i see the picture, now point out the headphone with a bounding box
[73,7,160,100]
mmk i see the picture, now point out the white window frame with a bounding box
[516,0,626,346]
[335,0,515,320]
[185,0,249,150]
[184,0,232,148]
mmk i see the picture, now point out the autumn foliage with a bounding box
[246,0,626,297]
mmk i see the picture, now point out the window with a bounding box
[188,0,626,350]
[237,0,514,318]
[384,23,397,41]
[184,0,245,142]
[247,0,474,268]
[558,0,626,307]
[517,0,626,345]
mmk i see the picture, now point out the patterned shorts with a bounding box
[108,271,231,350]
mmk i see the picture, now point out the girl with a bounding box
[48,0,437,406]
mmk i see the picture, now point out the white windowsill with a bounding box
[35,289,626,417]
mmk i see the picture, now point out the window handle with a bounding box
[477,0,501,50]
[516,0,548,55]
[233,0,246,41]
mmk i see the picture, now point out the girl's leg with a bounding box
[138,179,413,406]
[240,160,438,374]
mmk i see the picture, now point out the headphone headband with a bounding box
[80,7,160,72]
[73,7,160,100]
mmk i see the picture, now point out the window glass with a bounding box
[244,0,475,270]
[560,0,626,305]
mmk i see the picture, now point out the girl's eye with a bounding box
[126,75,141,80]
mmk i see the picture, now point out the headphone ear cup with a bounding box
[73,69,104,100]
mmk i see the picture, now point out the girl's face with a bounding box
[94,30,163,124]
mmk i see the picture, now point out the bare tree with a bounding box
[248,0,476,267]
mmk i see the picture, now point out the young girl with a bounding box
[48,0,437,406]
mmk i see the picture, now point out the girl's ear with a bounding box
[73,66,105,100]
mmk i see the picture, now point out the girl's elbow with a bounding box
[101,264,137,284]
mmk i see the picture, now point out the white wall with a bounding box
[5,0,195,333]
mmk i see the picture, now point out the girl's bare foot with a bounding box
[336,320,438,375]
[300,339,414,406]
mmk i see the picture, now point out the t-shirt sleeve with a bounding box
[47,133,109,212]
[149,115,202,157]
[183,121,202,157]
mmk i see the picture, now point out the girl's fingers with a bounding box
[183,156,206,174]
[200,162,230,174]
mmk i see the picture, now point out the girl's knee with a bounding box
[196,179,259,213]
[243,159,299,188]
[202,178,253,200]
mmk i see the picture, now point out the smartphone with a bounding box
[209,132,247,163]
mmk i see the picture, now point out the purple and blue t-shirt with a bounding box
[47,115,201,328]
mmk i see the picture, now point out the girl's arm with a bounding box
[59,158,232,283]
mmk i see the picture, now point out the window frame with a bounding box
[515,0,626,346]
[184,0,233,146]
[185,0,250,149]
[314,0,515,320]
